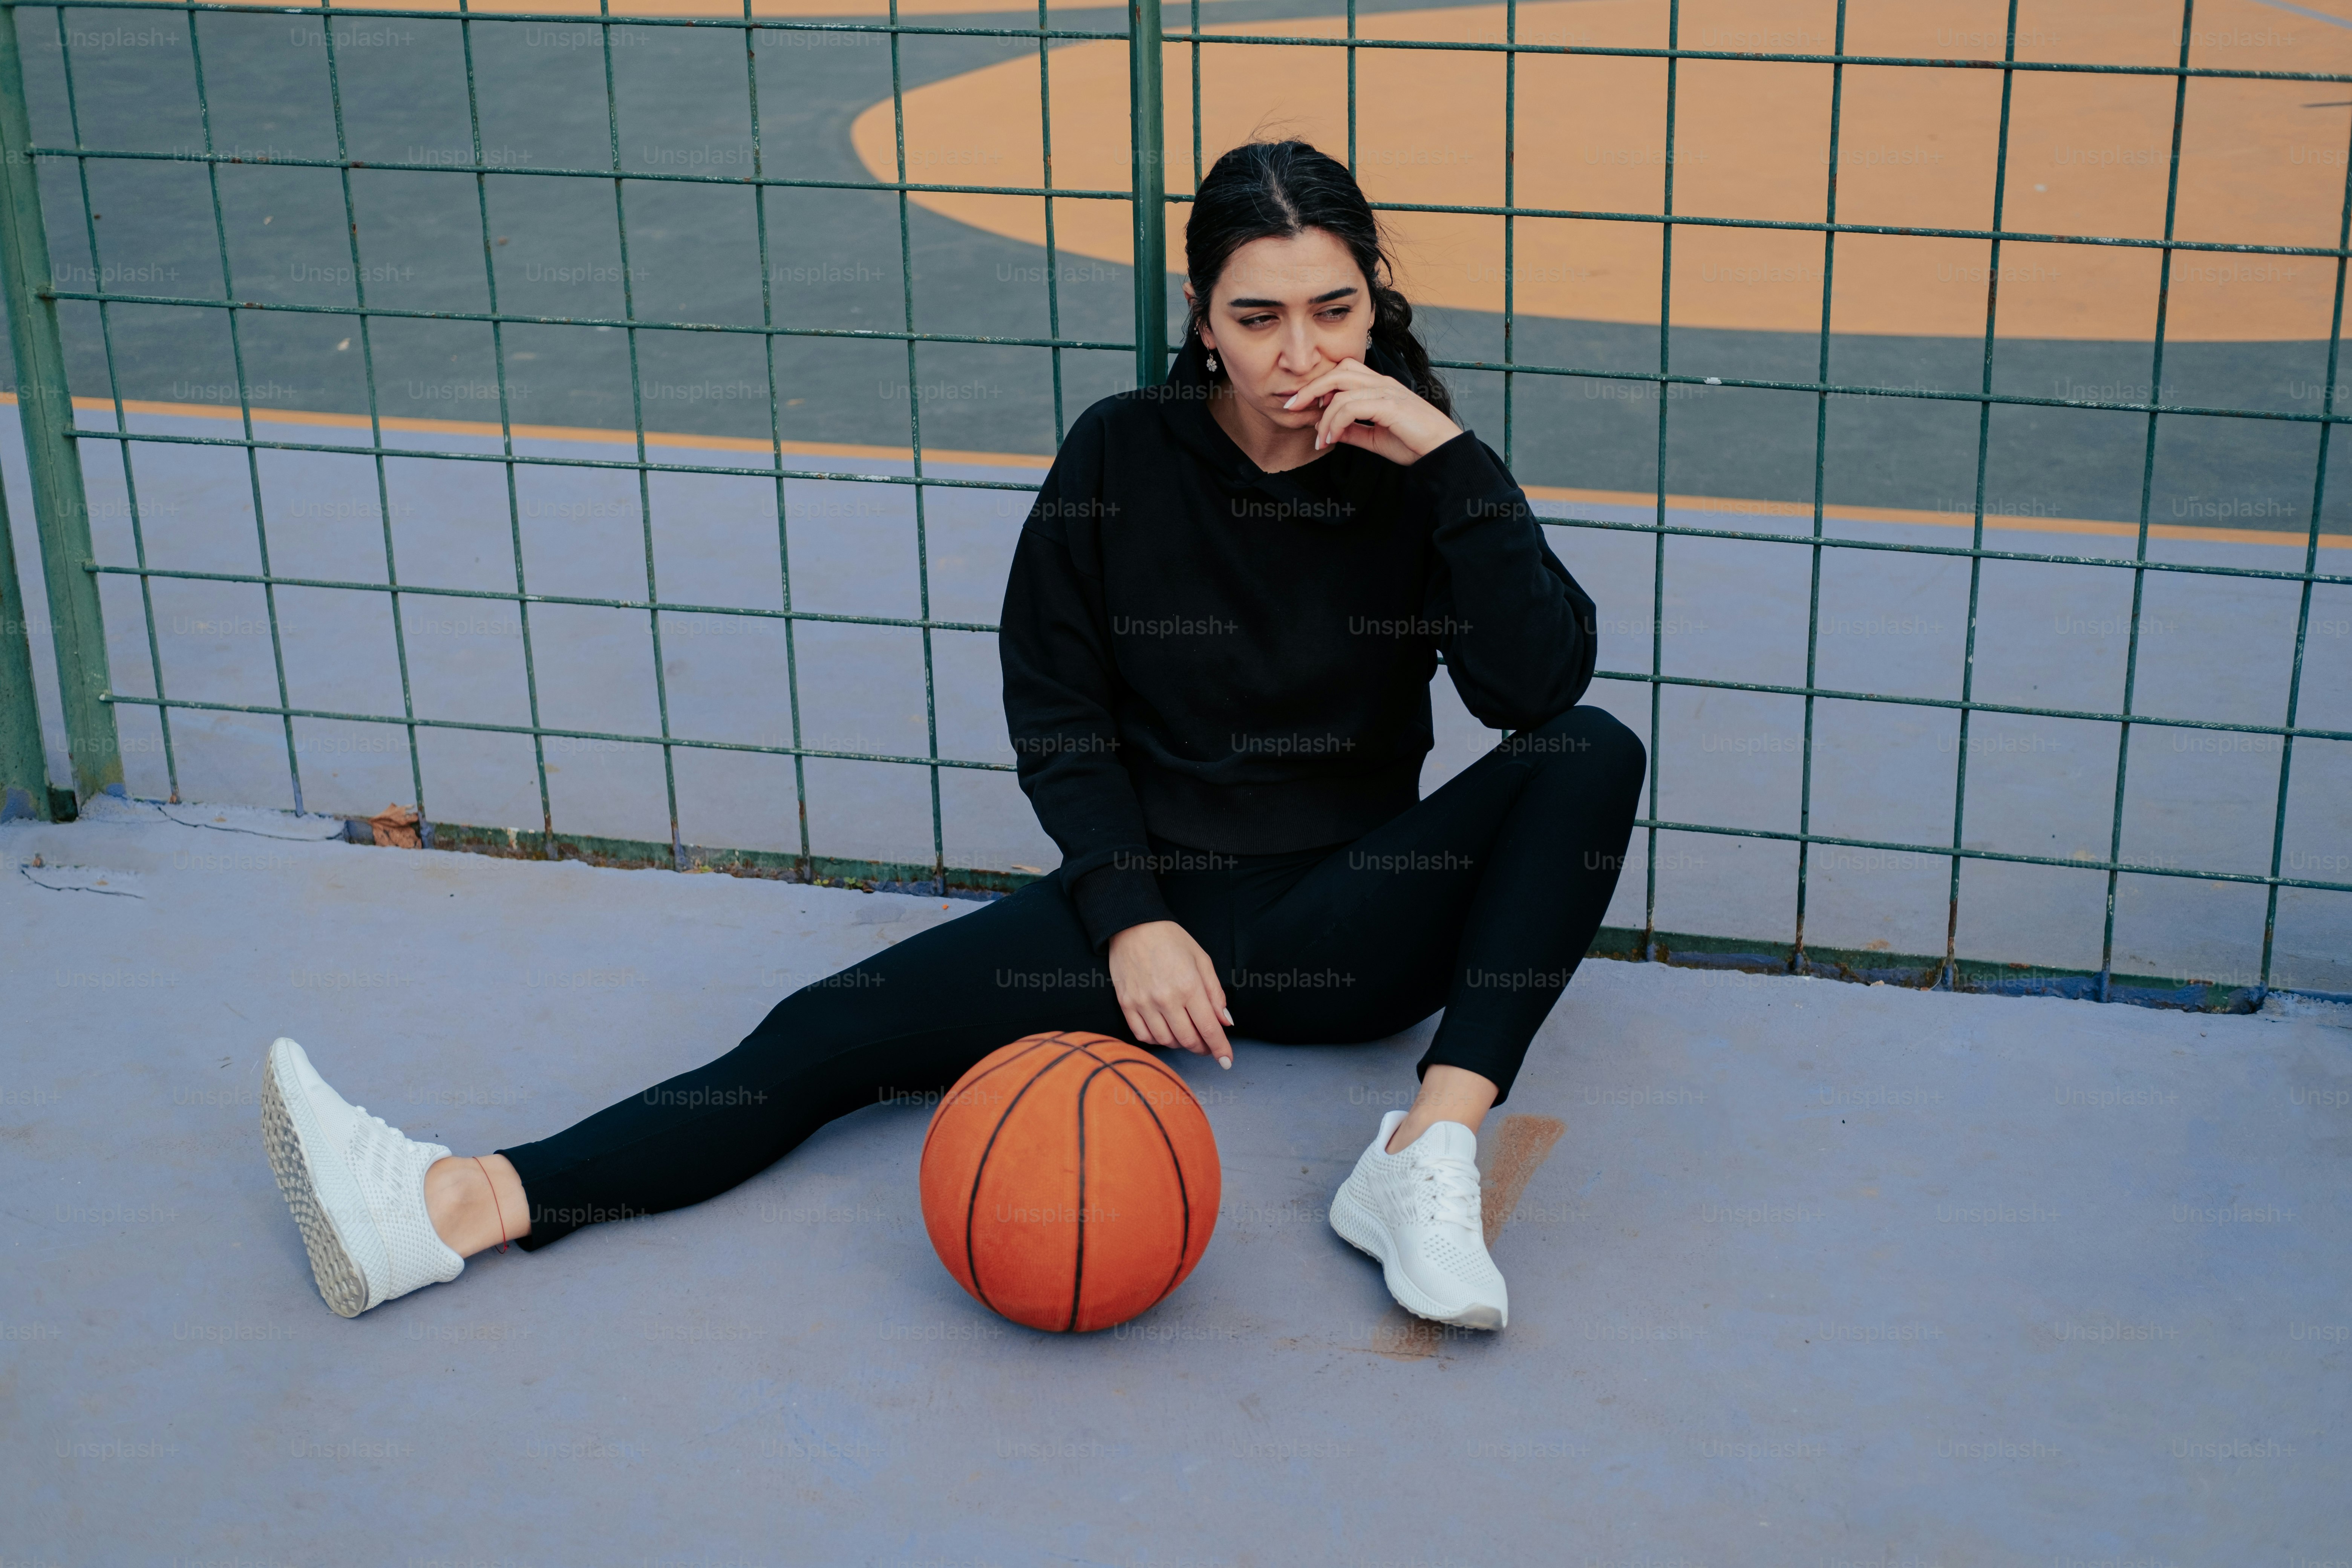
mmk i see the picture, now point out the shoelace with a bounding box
[1408,1153,1484,1232]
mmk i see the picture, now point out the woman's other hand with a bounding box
[1281,358,1462,465]
[1106,920,1234,1067]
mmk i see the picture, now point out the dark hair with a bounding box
[1182,139,1451,418]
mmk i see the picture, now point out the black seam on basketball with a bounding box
[1068,1043,1202,1276]
[963,1040,1083,1312]
[1066,1041,1200,1124]
[1073,1047,1201,1103]
[961,1038,1091,1318]
[920,1035,1064,1167]
[1087,1054,1198,1305]
[1072,1063,1119,1331]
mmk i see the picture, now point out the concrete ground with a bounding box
[5,797,2348,1565]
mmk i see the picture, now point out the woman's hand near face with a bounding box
[1282,359,1462,465]
[1106,920,1234,1067]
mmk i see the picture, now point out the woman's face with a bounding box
[1193,228,1373,429]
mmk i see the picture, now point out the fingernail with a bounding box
[1218,1055,1232,1069]
[1221,1008,1234,1025]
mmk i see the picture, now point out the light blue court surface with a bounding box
[4,798,2347,1563]
[13,404,2352,993]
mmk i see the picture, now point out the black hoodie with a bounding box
[999,331,1600,951]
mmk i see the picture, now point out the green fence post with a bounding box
[0,465,46,819]
[0,3,115,807]
[1129,0,1166,388]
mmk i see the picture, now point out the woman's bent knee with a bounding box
[1517,704,1647,786]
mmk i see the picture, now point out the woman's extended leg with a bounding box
[264,874,1127,1315]
[491,874,1127,1251]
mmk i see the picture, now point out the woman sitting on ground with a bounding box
[259,138,1645,1332]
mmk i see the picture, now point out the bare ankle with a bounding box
[1387,1066,1501,1152]
[1387,1113,1445,1153]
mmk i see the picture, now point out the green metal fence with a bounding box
[2,0,2349,1006]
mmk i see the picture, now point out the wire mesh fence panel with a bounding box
[3,0,2349,1000]
[1129,0,2352,999]
[1,0,1154,888]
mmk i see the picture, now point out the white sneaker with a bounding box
[1329,1110,1508,1329]
[260,1038,464,1317]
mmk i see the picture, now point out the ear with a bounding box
[1182,283,1212,348]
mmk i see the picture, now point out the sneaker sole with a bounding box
[1329,1180,1505,1332]
[260,1045,372,1318]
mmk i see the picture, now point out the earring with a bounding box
[1205,349,1219,374]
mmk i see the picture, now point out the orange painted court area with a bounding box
[852,0,2352,339]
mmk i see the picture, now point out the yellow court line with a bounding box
[1516,482,2352,553]
[19,392,2350,551]
[11,392,1053,471]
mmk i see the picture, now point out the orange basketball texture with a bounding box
[919,1033,1221,1333]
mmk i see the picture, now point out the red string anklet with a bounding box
[472,1155,510,1254]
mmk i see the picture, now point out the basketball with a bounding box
[919,1032,1221,1333]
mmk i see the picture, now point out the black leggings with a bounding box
[500,704,1645,1249]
